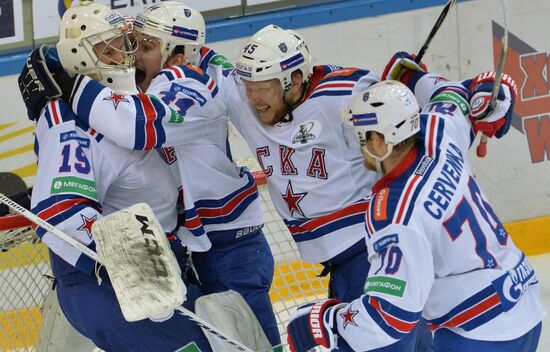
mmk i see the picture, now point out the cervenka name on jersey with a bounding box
[423,142,464,220]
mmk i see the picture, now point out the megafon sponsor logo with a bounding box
[494,21,550,163]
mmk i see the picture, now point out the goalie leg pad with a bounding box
[54,271,214,352]
[195,290,272,352]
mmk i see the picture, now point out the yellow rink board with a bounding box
[1,215,549,349]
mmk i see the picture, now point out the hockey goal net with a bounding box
[0,164,328,351]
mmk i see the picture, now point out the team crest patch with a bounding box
[279,42,288,53]
[340,307,359,329]
[291,120,321,144]
[184,8,192,17]
[103,93,129,109]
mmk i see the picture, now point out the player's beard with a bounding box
[362,146,377,172]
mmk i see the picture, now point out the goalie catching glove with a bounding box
[466,71,517,138]
[381,51,427,81]
[287,299,346,352]
[18,44,79,121]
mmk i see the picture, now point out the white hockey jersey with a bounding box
[31,99,179,276]
[332,75,545,351]
[215,66,380,262]
[68,61,263,252]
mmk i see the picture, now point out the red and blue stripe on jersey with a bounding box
[363,295,422,340]
[306,66,371,100]
[426,284,504,332]
[158,64,219,98]
[182,170,259,239]
[365,114,444,236]
[198,46,217,71]
[132,93,168,150]
[40,100,103,146]
[32,194,101,274]
[284,198,370,242]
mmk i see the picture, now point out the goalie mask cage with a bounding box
[0,160,329,351]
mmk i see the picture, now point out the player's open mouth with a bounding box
[256,105,270,113]
[135,68,146,86]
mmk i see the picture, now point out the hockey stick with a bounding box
[415,0,457,63]
[476,0,509,157]
[0,193,100,261]
[0,194,256,352]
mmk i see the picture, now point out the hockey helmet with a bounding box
[344,80,420,147]
[57,1,138,94]
[235,24,313,91]
[133,2,205,66]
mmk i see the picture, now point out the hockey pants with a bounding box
[191,228,281,347]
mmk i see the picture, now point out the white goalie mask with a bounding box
[235,24,313,91]
[344,80,420,171]
[57,1,138,94]
[133,2,205,67]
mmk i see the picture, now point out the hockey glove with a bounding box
[467,71,517,138]
[381,51,427,81]
[18,45,77,121]
[287,299,345,352]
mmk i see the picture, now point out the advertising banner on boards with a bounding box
[33,0,241,40]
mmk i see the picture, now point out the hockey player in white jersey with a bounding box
[19,2,281,348]
[20,3,212,351]
[286,69,544,351]
[228,25,434,351]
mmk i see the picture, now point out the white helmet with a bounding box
[134,2,205,66]
[57,1,137,94]
[344,81,420,170]
[235,24,313,91]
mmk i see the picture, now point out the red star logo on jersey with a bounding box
[103,93,129,109]
[340,307,359,329]
[282,181,307,217]
[77,214,97,239]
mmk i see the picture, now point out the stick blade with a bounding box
[92,203,185,322]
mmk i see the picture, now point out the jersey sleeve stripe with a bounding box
[194,171,259,224]
[426,284,502,330]
[74,78,105,126]
[284,199,369,241]
[363,296,420,339]
[365,199,375,238]
[138,93,159,150]
[183,208,207,237]
[394,174,421,224]
[32,196,100,237]
[43,104,54,129]
[167,66,184,79]
[310,82,355,99]
[50,100,61,125]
